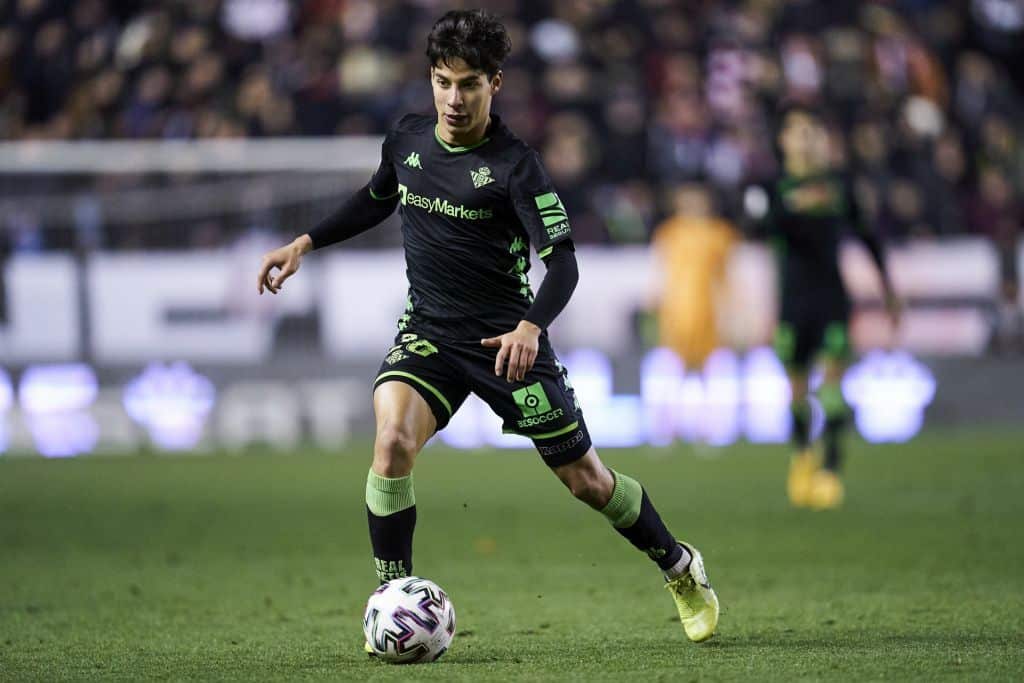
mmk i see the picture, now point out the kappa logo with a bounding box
[404,152,422,169]
[470,165,494,188]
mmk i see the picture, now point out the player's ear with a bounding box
[490,70,502,95]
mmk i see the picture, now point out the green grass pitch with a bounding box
[2,428,1023,681]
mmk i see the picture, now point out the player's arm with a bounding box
[524,240,578,330]
[848,182,901,325]
[481,151,576,382]
[257,129,400,295]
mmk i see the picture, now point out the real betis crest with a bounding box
[471,166,495,188]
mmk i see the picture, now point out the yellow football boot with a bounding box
[664,541,719,643]
[808,469,844,510]
[787,447,820,507]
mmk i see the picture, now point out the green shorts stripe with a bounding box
[375,370,453,417]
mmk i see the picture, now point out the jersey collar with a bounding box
[433,115,499,154]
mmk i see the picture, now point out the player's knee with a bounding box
[558,460,613,507]
[373,424,419,476]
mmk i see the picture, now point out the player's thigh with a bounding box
[372,382,436,463]
[372,332,470,472]
[775,317,818,387]
[465,340,593,468]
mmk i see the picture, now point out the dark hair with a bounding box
[426,9,511,78]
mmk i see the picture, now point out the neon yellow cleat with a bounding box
[808,469,844,510]
[664,541,719,643]
[364,641,376,657]
[787,448,820,507]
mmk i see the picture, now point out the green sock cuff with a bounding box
[366,470,415,516]
[818,384,848,419]
[600,470,643,529]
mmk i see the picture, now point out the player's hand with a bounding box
[257,235,312,295]
[481,320,542,382]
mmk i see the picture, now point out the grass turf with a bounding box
[1,428,1023,681]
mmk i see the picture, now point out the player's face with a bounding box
[779,111,830,172]
[431,58,501,142]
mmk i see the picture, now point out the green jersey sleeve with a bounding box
[508,150,572,256]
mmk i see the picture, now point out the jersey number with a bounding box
[392,334,439,357]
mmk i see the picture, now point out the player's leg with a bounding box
[546,432,718,642]
[366,381,436,583]
[807,322,853,509]
[775,320,818,506]
[368,333,469,583]
[470,341,718,641]
[550,446,687,573]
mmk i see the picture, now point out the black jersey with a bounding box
[367,113,573,341]
[762,171,880,318]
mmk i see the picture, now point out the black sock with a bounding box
[824,416,846,472]
[791,398,811,449]
[366,470,416,583]
[618,492,685,571]
[367,506,416,582]
[601,471,683,571]
[819,384,849,472]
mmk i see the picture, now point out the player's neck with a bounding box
[437,115,491,149]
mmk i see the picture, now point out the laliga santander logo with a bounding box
[123,362,216,450]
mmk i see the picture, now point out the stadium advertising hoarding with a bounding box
[0,241,1008,363]
[0,239,1004,456]
[0,349,934,457]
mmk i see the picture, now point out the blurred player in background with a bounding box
[255,9,718,645]
[652,183,738,370]
[754,104,901,509]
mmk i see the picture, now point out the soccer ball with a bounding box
[362,576,456,664]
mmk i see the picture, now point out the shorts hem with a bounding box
[374,371,453,431]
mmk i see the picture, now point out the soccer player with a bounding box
[255,10,718,643]
[757,104,900,509]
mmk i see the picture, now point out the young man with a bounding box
[760,104,900,509]
[256,10,718,643]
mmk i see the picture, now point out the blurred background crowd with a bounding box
[0,0,1022,256]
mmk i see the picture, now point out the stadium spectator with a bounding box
[0,0,1021,254]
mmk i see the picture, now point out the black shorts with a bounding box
[774,306,852,371]
[373,329,592,467]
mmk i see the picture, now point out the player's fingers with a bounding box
[271,263,294,290]
[257,260,273,294]
[494,345,507,376]
[523,348,537,376]
[507,345,524,382]
[516,347,532,381]
[480,336,501,347]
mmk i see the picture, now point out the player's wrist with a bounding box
[517,319,542,336]
[293,234,314,255]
